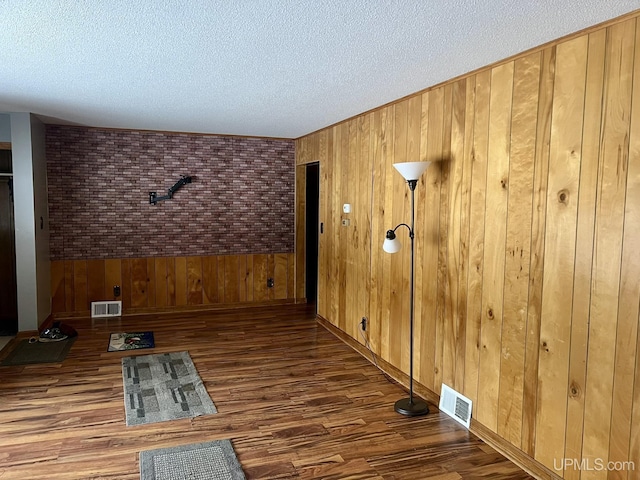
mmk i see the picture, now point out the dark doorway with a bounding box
[305,162,319,306]
[0,150,17,335]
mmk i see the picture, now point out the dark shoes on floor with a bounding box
[39,328,68,342]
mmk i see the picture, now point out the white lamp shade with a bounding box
[393,161,431,181]
[383,236,402,253]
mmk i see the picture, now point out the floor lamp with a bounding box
[383,161,431,417]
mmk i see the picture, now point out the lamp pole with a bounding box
[393,178,429,416]
[383,161,431,417]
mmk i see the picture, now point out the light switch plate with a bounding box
[343,203,351,213]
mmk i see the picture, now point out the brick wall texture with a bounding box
[46,125,295,260]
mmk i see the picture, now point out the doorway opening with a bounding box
[305,162,319,307]
[0,149,17,335]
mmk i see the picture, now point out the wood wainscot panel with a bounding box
[73,260,88,313]
[154,257,168,307]
[50,260,66,313]
[186,256,203,305]
[50,254,296,317]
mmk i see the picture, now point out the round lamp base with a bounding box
[394,397,430,416]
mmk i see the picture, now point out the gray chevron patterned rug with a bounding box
[121,351,216,426]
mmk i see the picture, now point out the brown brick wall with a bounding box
[46,126,295,260]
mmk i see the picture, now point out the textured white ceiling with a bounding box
[1,1,638,138]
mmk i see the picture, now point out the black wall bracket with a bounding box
[149,175,193,204]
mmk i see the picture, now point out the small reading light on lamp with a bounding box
[383,160,431,417]
[382,229,402,253]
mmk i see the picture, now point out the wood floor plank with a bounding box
[0,304,532,479]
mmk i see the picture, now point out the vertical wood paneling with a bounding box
[358,113,373,338]
[435,84,453,390]
[390,100,409,372]
[253,254,268,302]
[201,256,218,304]
[121,259,132,309]
[463,69,491,408]
[187,256,203,305]
[326,127,338,319]
[317,135,330,320]
[50,261,65,313]
[521,45,555,457]
[130,258,148,308]
[296,130,322,165]
[216,256,226,302]
[343,114,373,341]
[477,61,514,430]
[267,254,276,301]
[413,95,428,380]
[563,30,605,480]
[369,107,389,358]
[286,253,295,300]
[327,126,339,324]
[73,260,88,312]
[581,19,635,480]
[443,79,465,391]
[497,52,539,446]
[224,255,240,303]
[626,22,640,475]
[86,259,105,306]
[344,119,359,338]
[174,257,187,306]
[296,135,307,164]
[418,88,443,391]
[536,35,588,469]
[63,260,74,312]
[154,257,168,307]
[404,98,421,364]
[336,122,348,332]
[238,255,247,302]
[316,130,329,309]
[456,76,476,392]
[378,106,395,364]
[246,254,255,302]
[609,32,639,467]
[274,253,288,300]
[104,259,121,301]
[146,258,155,308]
[166,257,176,307]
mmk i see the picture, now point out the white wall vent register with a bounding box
[439,383,473,429]
[91,301,122,318]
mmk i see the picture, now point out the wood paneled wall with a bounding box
[51,253,295,315]
[296,13,640,479]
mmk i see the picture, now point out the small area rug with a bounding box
[108,331,155,351]
[122,351,216,426]
[140,440,245,480]
[1,337,76,366]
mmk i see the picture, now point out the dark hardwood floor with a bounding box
[0,304,533,479]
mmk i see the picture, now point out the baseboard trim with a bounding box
[316,314,560,480]
[316,315,439,406]
[470,421,562,480]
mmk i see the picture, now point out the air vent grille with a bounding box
[439,383,472,428]
[91,301,122,318]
